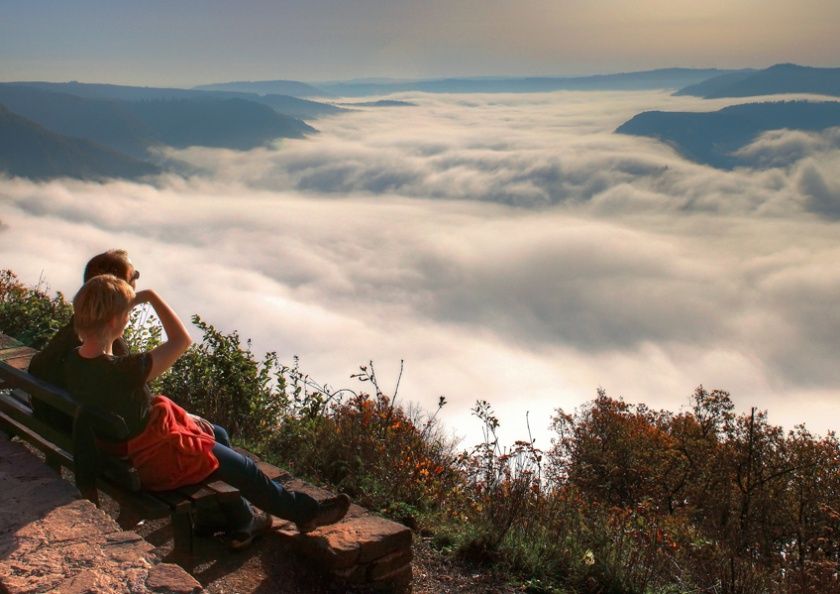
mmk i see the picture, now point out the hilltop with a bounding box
[4,81,343,120]
[0,84,317,180]
[675,63,840,98]
[616,100,840,169]
[0,105,159,181]
[193,79,328,98]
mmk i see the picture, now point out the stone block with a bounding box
[372,563,413,591]
[295,527,361,570]
[353,515,412,564]
[146,563,202,593]
[332,563,368,584]
[368,549,413,581]
[296,512,412,570]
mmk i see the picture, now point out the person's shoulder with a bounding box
[29,319,79,381]
[108,352,153,381]
[108,351,150,367]
[48,319,79,347]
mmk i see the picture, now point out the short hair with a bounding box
[83,250,132,283]
[73,275,135,339]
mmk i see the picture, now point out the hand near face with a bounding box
[132,289,154,308]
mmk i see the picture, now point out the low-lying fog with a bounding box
[2,90,839,446]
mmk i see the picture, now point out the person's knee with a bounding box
[214,443,258,480]
[213,424,231,446]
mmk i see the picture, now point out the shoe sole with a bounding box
[296,494,351,534]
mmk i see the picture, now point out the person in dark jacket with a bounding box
[28,250,140,433]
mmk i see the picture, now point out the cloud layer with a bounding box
[2,91,839,445]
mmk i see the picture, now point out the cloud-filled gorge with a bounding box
[2,90,839,445]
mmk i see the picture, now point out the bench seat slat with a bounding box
[151,488,192,508]
[205,480,241,500]
[176,483,220,503]
[10,388,31,407]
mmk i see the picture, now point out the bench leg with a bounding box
[0,420,13,441]
[171,503,194,568]
[116,505,143,530]
[44,451,63,474]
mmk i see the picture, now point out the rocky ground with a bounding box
[6,436,521,593]
[116,500,521,593]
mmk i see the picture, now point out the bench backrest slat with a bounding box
[0,361,78,416]
[0,392,74,452]
[0,407,73,466]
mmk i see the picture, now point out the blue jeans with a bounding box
[209,425,318,531]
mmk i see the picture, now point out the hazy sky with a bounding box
[2,90,839,446]
[1,0,838,86]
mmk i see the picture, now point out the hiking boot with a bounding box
[229,510,272,551]
[296,493,351,534]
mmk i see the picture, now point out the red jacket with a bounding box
[124,395,219,491]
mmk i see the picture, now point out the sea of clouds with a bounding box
[1,90,839,446]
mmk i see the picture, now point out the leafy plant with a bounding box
[0,269,72,348]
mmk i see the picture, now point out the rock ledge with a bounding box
[0,434,202,594]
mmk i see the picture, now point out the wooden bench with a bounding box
[0,333,242,562]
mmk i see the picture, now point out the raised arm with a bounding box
[133,289,192,381]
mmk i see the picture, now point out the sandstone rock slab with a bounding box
[146,563,203,593]
[0,435,203,594]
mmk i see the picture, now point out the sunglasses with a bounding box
[130,269,140,281]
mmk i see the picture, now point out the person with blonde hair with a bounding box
[64,273,349,549]
[29,249,140,432]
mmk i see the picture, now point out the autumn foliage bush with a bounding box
[3,269,840,593]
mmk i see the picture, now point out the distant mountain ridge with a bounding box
[2,81,343,120]
[616,100,840,169]
[340,100,417,107]
[193,64,840,100]
[0,85,314,160]
[199,68,747,98]
[675,64,840,98]
[193,79,327,97]
[313,68,748,97]
[0,105,159,180]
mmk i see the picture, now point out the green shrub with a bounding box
[156,315,287,440]
[0,269,72,348]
